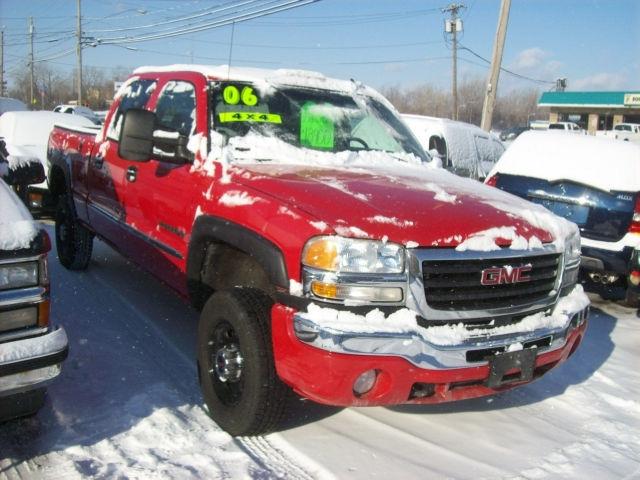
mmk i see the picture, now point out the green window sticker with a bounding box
[218,112,282,123]
[300,102,335,150]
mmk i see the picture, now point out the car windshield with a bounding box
[210,81,428,162]
[548,124,564,130]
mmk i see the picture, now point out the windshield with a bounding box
[210,81,429,162]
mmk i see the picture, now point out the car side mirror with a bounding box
[0,140,46,185]
[118,108,156,161]
[1,161,45,186]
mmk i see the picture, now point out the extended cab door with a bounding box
[87,79,157,244]
[117,76,206,292]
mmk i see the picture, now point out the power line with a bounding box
[94,0,321,45]
[459,44,555,85]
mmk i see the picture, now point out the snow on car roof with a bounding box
[132,64,393,108]
[0,178,39,250]
[489,130,640,192]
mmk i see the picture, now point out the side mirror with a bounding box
[1,161,45,186]
[118,108,156,161]
[0,140,46,186]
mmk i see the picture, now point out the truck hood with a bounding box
[227,162,557,247]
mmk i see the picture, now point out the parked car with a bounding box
[53,104,102,125]
[401,114,505,180]
[499,125,529,141]
[486,131,640,304]
[548,121,586,134]
[47,65,588,436]
[600,123,640,143]
[0,111,98,215]
[0,146,68,421]
[0,97,27,116]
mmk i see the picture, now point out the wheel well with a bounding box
[188,240,273,310]
[48,165,67,202]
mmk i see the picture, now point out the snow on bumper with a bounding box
[272,286,589,406]
[0,327,68,396]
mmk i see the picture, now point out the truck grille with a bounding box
[422,252,561,311]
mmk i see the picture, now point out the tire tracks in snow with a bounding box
[80,246,331,480]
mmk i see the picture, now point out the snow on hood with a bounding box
[4,143,41,170]
[489,130,640,192]
[0,179,38,250]
[199,133,564,247]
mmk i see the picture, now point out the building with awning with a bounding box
[538,91,640,134]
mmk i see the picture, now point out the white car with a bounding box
[607,123,640,143]
[401,114,505,180]
[0,111,99,214]
[548,121,586,134]
[53,104,102,125]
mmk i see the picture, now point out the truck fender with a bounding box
[187,215,289,305]
[47,149,72,200]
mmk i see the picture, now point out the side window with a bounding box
[106,79,157,141]
[154,81,196,136]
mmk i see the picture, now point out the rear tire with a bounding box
[625,287,640,308]
[55,194,93,270]
[197,288,289,436]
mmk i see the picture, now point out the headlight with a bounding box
[564,230,581,268]
[302,236,405,274]
[0,262,39,291]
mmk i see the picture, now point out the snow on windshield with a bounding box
[0,179,38,250]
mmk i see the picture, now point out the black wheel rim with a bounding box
[208,320,244,406]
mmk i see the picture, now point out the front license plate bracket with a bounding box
[486,348,536,388]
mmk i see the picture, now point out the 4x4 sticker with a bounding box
[218,112,282,124]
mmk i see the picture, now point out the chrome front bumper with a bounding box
[293,288,589,370]
[0,327,68,395]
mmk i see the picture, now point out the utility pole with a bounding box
[480,0,511,132]
[443,3,464,121]
[76,0,83,105]
[29,17,35,107]
[1,31,4,97]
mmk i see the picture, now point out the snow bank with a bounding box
[490,130,640,192]
[0,179,38,250]
[298,285,589,347]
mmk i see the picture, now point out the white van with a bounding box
[401,114,505,180]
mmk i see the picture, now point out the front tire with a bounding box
[197,288,289,436]
[55,194,93,270]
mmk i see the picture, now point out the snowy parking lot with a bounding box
[1,224,639,479]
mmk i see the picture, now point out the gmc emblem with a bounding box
[481,265,532,285]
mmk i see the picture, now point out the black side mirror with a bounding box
[1,161,45,186]
[0,140,46,185]
[118,108,156,161]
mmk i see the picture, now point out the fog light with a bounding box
[629,270,640,287]
[353,369,378,396]
[310,280,403,303]
[0,307,38,333]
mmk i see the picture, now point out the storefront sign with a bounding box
[624,93,640,106]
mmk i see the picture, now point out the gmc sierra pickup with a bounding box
[47,65,590,436]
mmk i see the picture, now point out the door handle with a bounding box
[126,165,138,182]
[93,154,104,169]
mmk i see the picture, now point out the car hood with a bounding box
[0,179,39,250]
[227,162,557,247]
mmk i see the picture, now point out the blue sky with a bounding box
[1,0,638,93]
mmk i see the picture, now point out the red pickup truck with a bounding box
[47,65,590,436]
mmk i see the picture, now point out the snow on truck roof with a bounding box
[132,64,393,107]
[490,130,640,192]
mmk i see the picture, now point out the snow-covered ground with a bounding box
[1,224,639,479]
